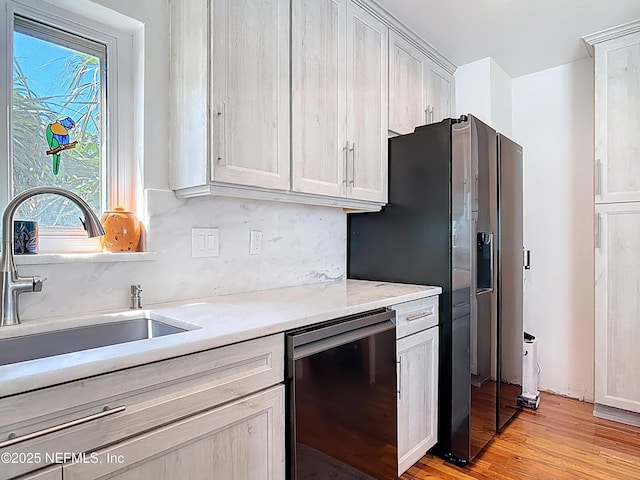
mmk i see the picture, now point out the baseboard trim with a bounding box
[594,403,640,428]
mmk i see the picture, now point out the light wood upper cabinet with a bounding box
[292,0,388,203]
[291,0,347,197]
[346,1,388,202]
[593,31,640,204]
[172,0,455,208]
[211,0,290,190]
[171,0,290,192]
[389,31,428,135]
[388,31,453,135]
[595,203,640,414]
[63,386,285,480]
[426,61,453,124]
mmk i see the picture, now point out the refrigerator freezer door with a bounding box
[497,134,524,431]
[468,116,498,462]
[450,119,473,463]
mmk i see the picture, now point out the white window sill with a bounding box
[14,251,158,265]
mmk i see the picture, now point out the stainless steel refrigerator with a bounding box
[348,115,524,465]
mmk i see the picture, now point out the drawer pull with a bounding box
[0,405,126,449]
[405,309,434,322]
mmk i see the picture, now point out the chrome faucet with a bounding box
[0,187,105,326]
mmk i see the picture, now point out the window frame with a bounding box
[0,0,140,253]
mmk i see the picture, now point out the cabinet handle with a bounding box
[397,359,402,399]
[343,141,350,185]
[474,174,479,207]
[428,105,434,123]
[425,108,429,124]
[0,405,126,449]
[406,309,434,322]
[595,213,602,249]
[349,142,356,186]
[596,159,603,196]
[216,103,226,166]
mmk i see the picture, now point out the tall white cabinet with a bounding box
[594,204,640,416]
[592,31,640,204]
[586,22,640,424]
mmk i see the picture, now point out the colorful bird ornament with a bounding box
[45,117,78,175]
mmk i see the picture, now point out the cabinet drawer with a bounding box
[393,296,439,339]
[0,334,283,479]
[63,385,285,480]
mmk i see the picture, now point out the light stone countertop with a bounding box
[0,279,441,398]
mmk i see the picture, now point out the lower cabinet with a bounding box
[16,467,62,480]
[1,335,284,480]
[63,386,285,480]
[397,326,439,476]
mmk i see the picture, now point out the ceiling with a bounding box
[375,0,640,77]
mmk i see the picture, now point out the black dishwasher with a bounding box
[286,308,397,480]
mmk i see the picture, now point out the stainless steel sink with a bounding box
[0,319,186,367]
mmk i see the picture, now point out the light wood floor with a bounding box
[401,392,640,480]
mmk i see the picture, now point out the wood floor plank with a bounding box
[400,392,640,480]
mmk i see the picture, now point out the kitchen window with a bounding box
[1,0,140,253]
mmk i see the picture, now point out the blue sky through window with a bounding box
[12,28,103,226]
[14,31,100,134]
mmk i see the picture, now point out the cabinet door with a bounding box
[16,467,62,480]
[397,327,439,475]
[388,31,427,135]
[426,60,453,124]
[291,0,347,197]
[346,1,388,203]
[595,32,640,203]
[595,204,640,413]
[211,0,290,190]
[63,386,285,480]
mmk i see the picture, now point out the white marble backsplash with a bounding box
[17,189,346,321]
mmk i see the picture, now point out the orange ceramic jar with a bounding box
[100,206,141,252]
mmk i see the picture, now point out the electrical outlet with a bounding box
[249,230,262,255]
[192,228,219,258]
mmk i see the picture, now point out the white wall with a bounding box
[455,57,512,136]
[455,58,492,123]
[13,0,346,322]
[489,59,512,137]
[512,59,595,401]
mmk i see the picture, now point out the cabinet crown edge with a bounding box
[583,18,640,56]
[357,0,457,75]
